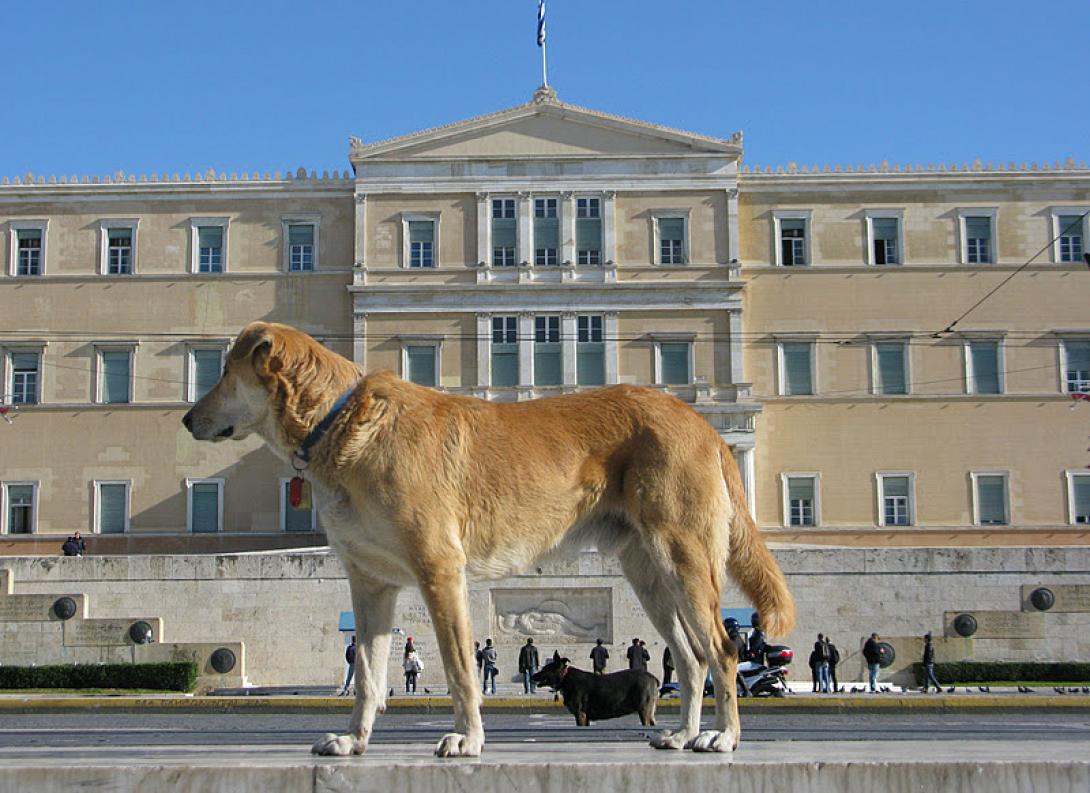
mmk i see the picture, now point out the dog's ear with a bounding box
[561,657,570,665]
[553,650,561,661]
[231,322,281,376]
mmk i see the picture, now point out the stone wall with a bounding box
[2,546,1088,689]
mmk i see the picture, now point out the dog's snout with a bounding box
[182,410,193,432]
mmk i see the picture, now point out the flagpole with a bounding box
[542,38,548,87]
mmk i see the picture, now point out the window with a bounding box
[534,315,561,386]
[288,224,316,271]
[576,198,602,265]
[878,473,914,526]
[281,478,315,532]
[657,216,687,265]
[405,345,438,387]
[1067,471,1090,525]
[576,314,605,386]
[189,347,224,402]
[491,315,518,387]
[960,213,995,264]
[972,472,1009,526]
[534,198,559,266]
[187,479,223,533]
[191,219,229,273]
[866,212,903,265]
[1062,339,1090,394]
[3,482,36,534]
[97,348,133,404]
[874,342,908,395]
[967,340,1002,394]
[657,342,692,385]
[10,223,46,276]
[773,212,811,266]
[8,351,40,405]
[1054,211,1087,263]
[492,199,517,266]
[106,228,134,274]
[783,474,819,527]
[95,481,129,534]
[409,222,434,268]
[779,342,814,396]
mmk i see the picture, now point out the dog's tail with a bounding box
[720,442,796,637]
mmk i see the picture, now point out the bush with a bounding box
[0,662,199,692]
[912,661,1090,685]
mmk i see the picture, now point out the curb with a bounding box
[0,694,1088,713]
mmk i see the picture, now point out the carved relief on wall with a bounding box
[491,588,612,644]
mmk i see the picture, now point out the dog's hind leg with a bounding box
[413,547,485,757]
[619,543,704,750]
[312,573,399,756]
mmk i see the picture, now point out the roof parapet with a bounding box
[0,167,354,187]
[741,157,1088,176]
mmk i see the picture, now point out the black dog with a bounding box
[533,651,658,726]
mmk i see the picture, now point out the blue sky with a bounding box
[2,1,1087,177]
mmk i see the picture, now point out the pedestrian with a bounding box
[724,618,746,659]
[826,636,841,693]
[590,638,609,674]
[814,633,831,693]
[626,637,650,671]
[808,642,822,693]
[862,633,882,693]
[747,612,767,665]
[340,635,357,696]
[662,646,674,686]
[403,646,423,693]
[404,635,416,658]
[481,638,498,695]
[518,638,540,694]
[474,641,483,682]
[61,531,86,557]
[921,633,942,693]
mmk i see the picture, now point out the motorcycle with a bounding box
[659,643,793,698]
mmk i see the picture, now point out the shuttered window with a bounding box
[491,316,518,387]
[659,343,691,384]
[781,343,813,396]
[876,343,907,395]
[101,351,131,404]
[658,217,685,264]
[98,483,128,534]
[492,199,516,266]
[16,229,42,276]
[576,198,601,265]
[1072,475,1090,524]
[408,221,434,268]
[190,482,221,533]
[787,476,816,527]
[1064,340,1090,393]
[534,316,561,386]
[1058,215,1084,262]
[406,345,437,387]
[881,475,912,526]
[5,484,34,534]
[975,474,1008,525]
[576,315,605,386]
[197,226,224,272]
[107,228,134,274]
[288,224,315,271]
[969,341,1001,394]
[534,199,559,266]
[192,349,222,402]
[965,216,992,263]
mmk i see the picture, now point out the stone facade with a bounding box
[2,547,1088,688]
[0,91,1088,552]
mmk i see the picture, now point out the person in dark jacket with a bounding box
[481,638,498,695]
[340,635,357,696]
[813,634,831,693]
[808,644,822,692]
[724,618,747,659]
[662,646,674,686]
[475,641,483,682]
[747,613,767,665]
[825,636,841,693]
[862,633,882,692]
[518,638,540,693]
[921,633,941,693]
[589,638,609,674]
[626,638,650,671]
[61,532,86,557]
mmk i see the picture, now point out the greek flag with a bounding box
[537,0,546,47]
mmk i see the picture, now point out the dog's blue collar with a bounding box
[294,383,359,467]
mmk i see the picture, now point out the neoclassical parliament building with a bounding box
[2,87,1088,554]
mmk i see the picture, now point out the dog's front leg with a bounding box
[415,560,484,757]
[312,573,399,757]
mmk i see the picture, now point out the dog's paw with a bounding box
[685,730,736,753]
[435,732,483,757]
[649,729,691,750]
[311,732,366,756]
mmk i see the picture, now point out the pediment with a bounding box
[351,98,740,162]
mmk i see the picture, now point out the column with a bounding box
[729,308,744,387]
[476,192,490,266]
[603,190,617,265]
[353,312,366,368]
[518,192,533,266]
[726,187,740,267]
[561,312,577,385]
[353,192,367,284]
[476,313,491,388]
[518,312,534,388]
[560,191,575,266]
[734,446,756,520]
[604,312,619,384]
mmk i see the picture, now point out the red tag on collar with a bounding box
[289,476,312,509]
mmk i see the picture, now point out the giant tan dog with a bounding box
[183,321,794,757]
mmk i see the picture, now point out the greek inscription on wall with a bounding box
[491,588,612,645]
[945,610,1044,639]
